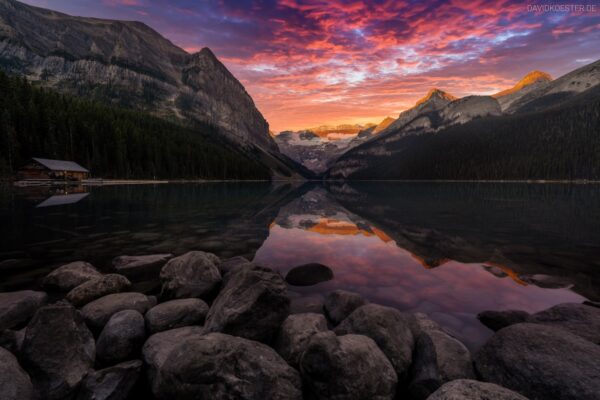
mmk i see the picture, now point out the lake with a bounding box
[1,182,599,349]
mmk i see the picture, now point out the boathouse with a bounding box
[17,158,90,181]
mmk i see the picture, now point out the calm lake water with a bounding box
[1,182,599,349]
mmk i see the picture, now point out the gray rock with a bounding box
[159,251,221,300]
[218,256,254,276]
[274,313,328,368]
[42,261,102,291]
[77,360,142,400]
[285,263,333,286]
[21,303,95,400]
[527,302,600,344]
[0,290,47,330]
[96,310,145,366]
[81,292,154,330]
[290,294,324,314]
[407,333,441,400]
[300,331,397,400]
[204,265,290,343]
[323,290,368,325]
[66,274,132,307]
[477,310,530,331]
[142,326,205,396]
[145,332,302,399]
[0,347,34,400]
[112,254,173,279]
[145,298,208,334]
[334,304,414,381]
[428,379,529,400]
[0,328,25,354]
[475,323,600,400]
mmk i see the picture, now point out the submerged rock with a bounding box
[285,263,333,286]
[334,304,414,381]
[96,310,145,366]
[475,323,600,400]
[300,331,397,400]
[145,332,302,399]
[204,265,289,343]
[77,360,142,400]
[112,254,173,279]
[0,347,34,400]
[323,290,368,325]
[0,290,47,330]
[66,274,131,307]
[477,310,530,332]
[274,313,328,368]
[428,379,529,400]
[159,251,222,300]
[527,302,600,344]
[21,303,95,400]
[81,292,154,330]
[289,294,324,314]
[145,298,208,334]
[42,261,102,291]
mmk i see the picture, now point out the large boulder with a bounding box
[0,290,47,330]
[527,302,600,344]
[159,251,222,300]
[428,379,529,400]
[76,360,142,400]
[285,263,333,286]
[300,331,397,400]
[323,290,368,325]
[81,292,154,330]
[475,323,600,400]
[334,304,414,380]
[477,310,530,332]
[0,328,25,354]
[145,332,302,400]
[274,313,328,368]
[112,254,173,279]
[145,298,208,334]
[96,310,145,366]
[21,304,95,400]
[407,333,441,400]
[0,347,34,400]
[204,265,290,343]
[42,261,102,291]
[218,256,254,276]
[66,274,131,307]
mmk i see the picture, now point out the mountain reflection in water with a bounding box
[1,182,599,349]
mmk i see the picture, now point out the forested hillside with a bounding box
[0,72,270,180]
[327,85,600,180]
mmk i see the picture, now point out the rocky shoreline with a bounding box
[0,251,598,400]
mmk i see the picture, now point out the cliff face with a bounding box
[0,0,276,153]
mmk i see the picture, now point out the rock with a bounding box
[21,303,95,400]
[42,261,102,291]
[77,360,142,400]
[428,379,529,400]
[413,312,442,332]
[0,347,34,400]
[285,263,333,286]
[527,302,600,344]
[323,290,368,325]
[81,292,154,330]
[290,294,324,314]
[519,274,572,288]
[475,323,600,400]
[204,265,290,343]
[407,333,441,400]
[142,326,205,396]
[334,304,414,381]
[218,256,254,276]
[66,274,132,307]
[145,332,302,399]
[274,313,328,368]
[477,310,530,332]
[96,310,145,366]
[427,329,475,382]
[584,300,600,308]
[0,290,47,330]
[112,254,173,279]
[0,328,25,354]
[300,331,397,400]
[145,298,208,334]
[159,251,222,300]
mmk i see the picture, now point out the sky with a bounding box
[21,0,600,132]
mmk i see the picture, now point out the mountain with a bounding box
[372,117,395,134]
[0,0,308,179]
[493,70,552,111]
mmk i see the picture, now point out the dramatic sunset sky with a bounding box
[22,0,600,132]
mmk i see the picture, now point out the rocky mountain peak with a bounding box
[415,88,458,106]
[372,117,395,134]
[494,70,552,98]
